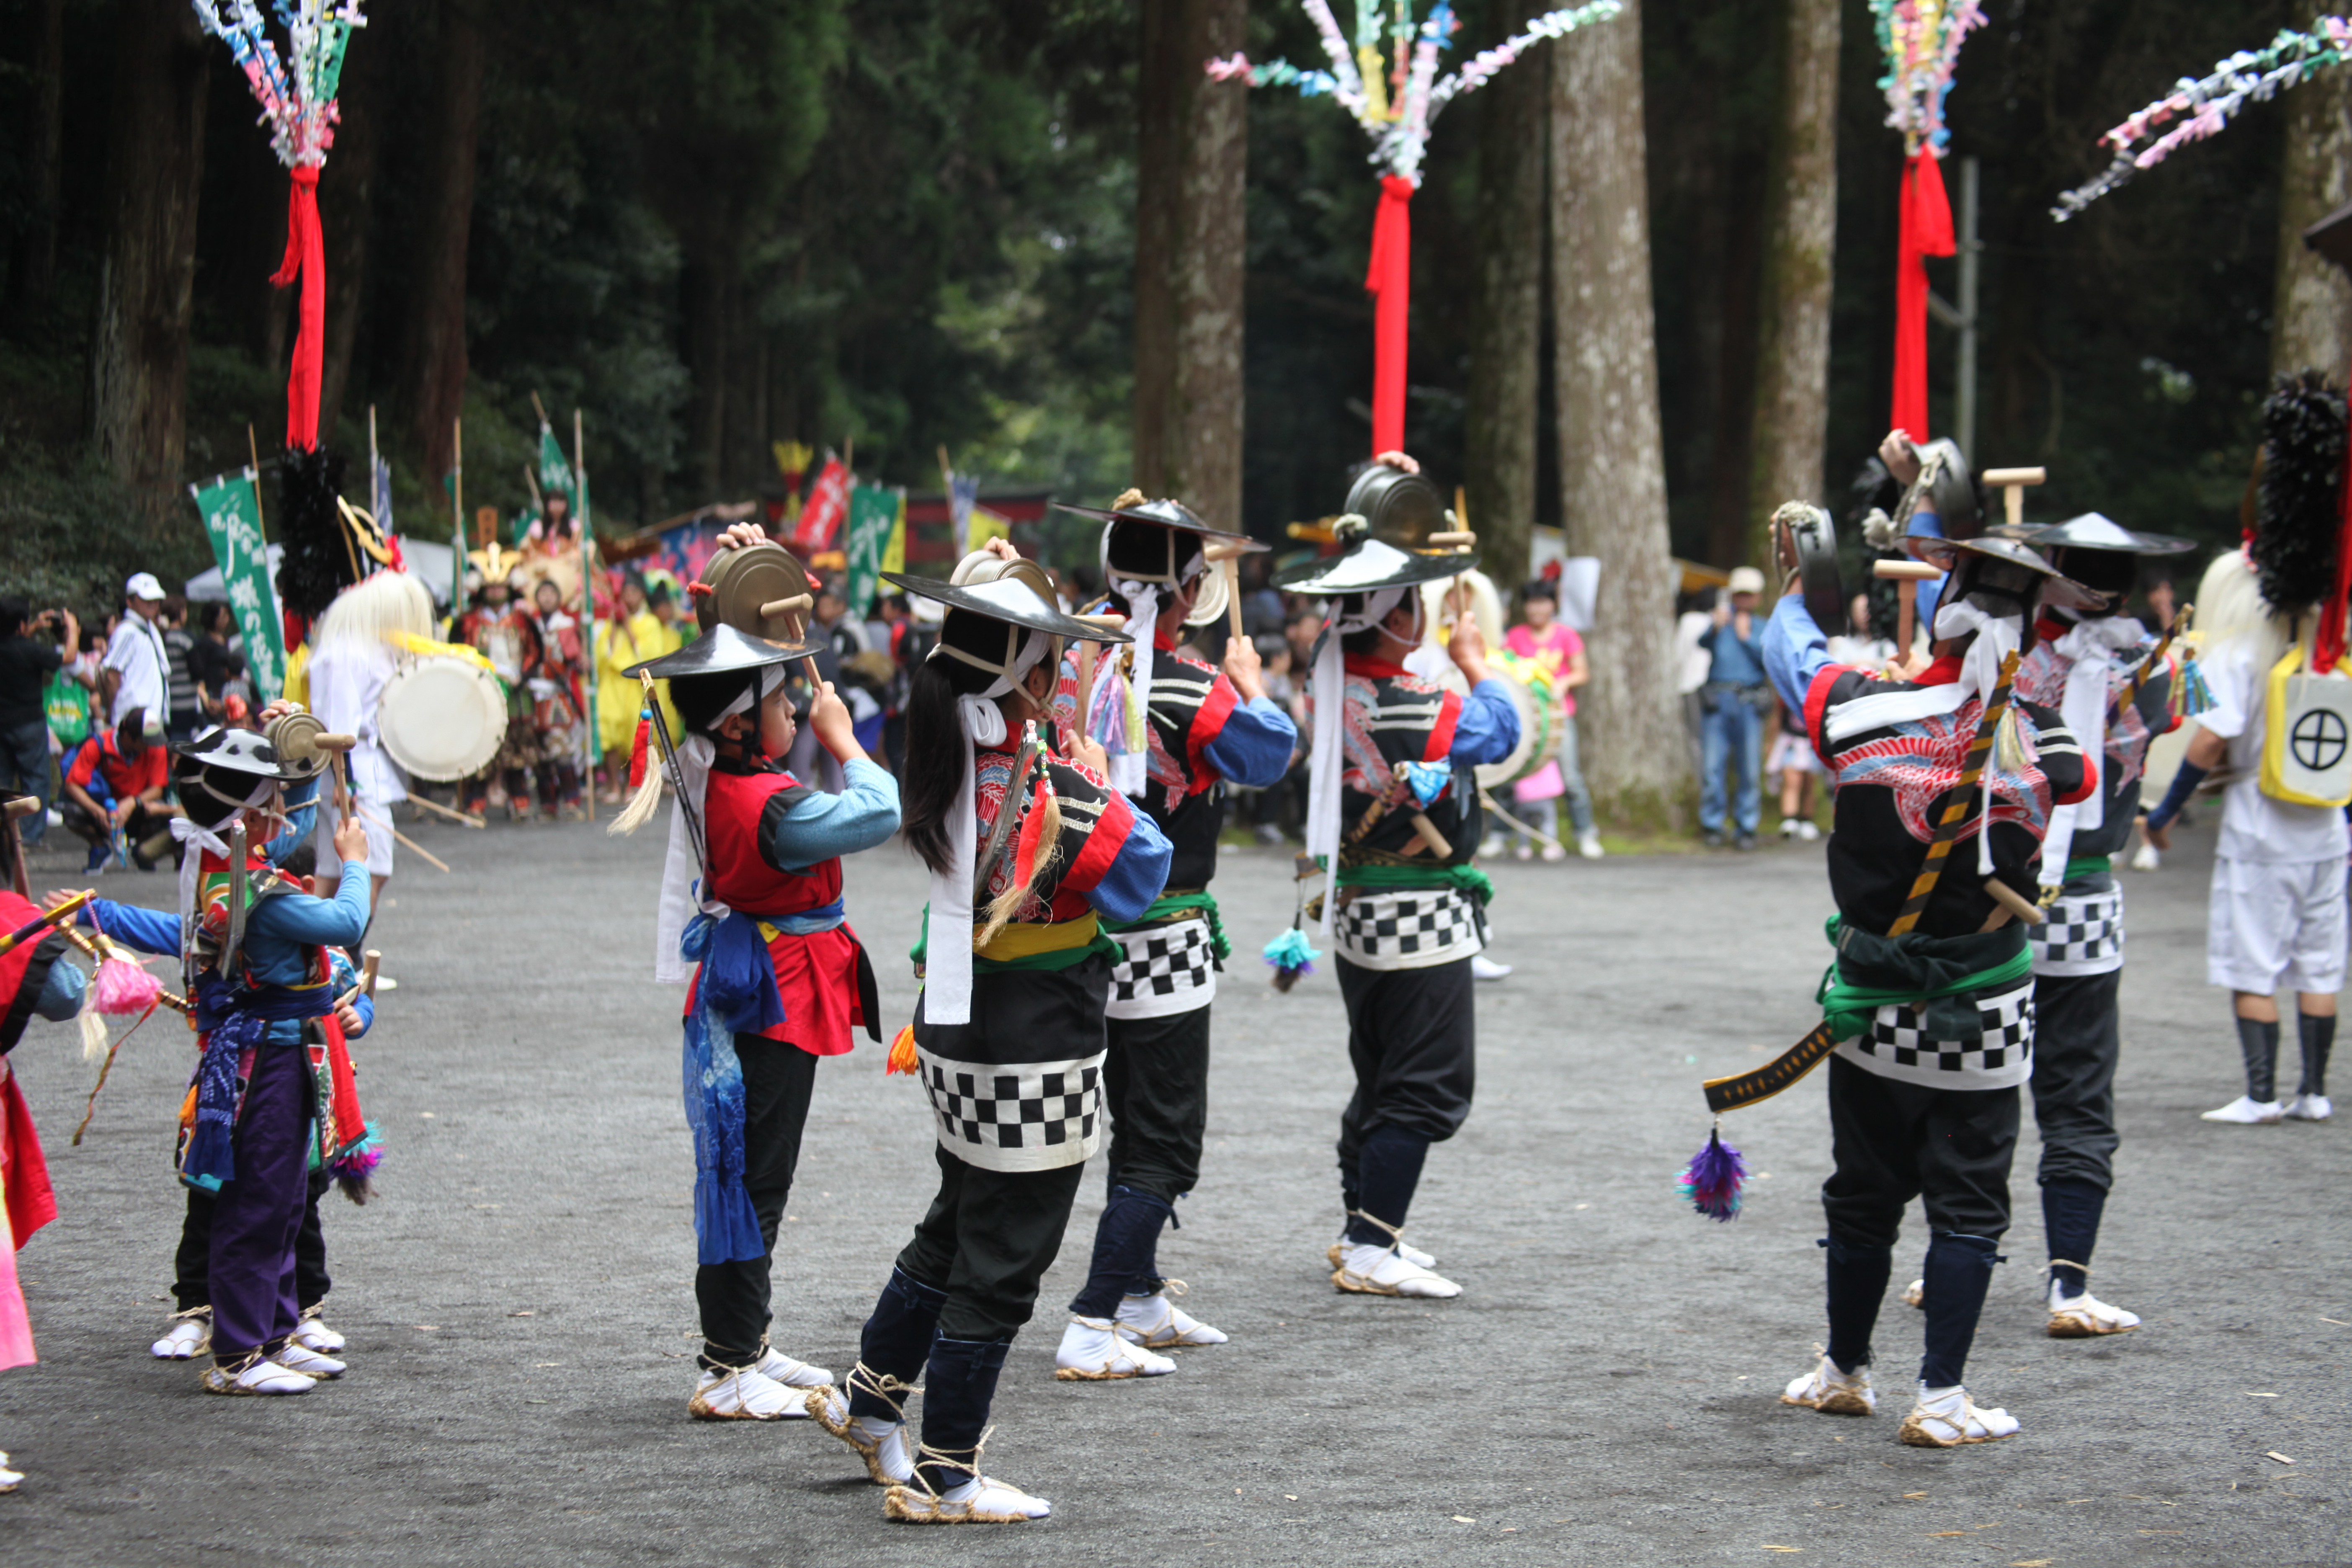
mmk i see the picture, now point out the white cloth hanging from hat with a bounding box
[652,672,770,985]
[2034,615,2142,878]
[1303,586,1417,940]
[922,629,1051,1026]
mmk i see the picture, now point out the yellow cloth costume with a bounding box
[594,611,681,753]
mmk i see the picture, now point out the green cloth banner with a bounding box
[538,423,578,515]
[189,468,288,703]
[845,483,903,618]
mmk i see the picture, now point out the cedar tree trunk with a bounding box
[1465,11,1547,591]
[2272,66,2352,378]
[90,0,209,526]
[399,0,485,482]
[1550,0,1687,826]
[1135,0,1247,532]
[1744,0,1840,552]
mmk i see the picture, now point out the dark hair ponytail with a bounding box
[901,657,977,876]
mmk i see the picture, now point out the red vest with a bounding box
[702,766,842,918]
[694,764,864,1057]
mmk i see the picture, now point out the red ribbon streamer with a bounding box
[269,166,326,453]
[1890,150,1954,444]
[1364,174,1416,457]
[2321,387,2352,674]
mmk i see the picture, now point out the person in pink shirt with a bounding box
[1500,579,1601,860]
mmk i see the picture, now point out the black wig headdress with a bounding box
[2253,371,2348,614]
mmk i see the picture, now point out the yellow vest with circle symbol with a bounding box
[2261,642,2352,807]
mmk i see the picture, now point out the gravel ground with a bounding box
[0,811,2343,1567]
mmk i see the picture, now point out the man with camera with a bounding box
[0,596,77,844]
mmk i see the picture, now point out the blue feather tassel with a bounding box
[1679,1123,1748,1222]
[1263,926,1322,993]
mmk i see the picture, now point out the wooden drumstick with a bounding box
[1874,558,1942,660]
[361,949,381,997]
[759,594,814,619]
[1983,465,2046,531]
[1981,876,2042,929]
[1222,554,1244,642]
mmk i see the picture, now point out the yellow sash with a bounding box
[975,912,1101,962]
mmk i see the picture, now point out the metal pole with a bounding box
[1955,155,1981,463]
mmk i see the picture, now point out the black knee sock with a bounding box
[2040,1178,2106,1297]
[1821,1235,1892,1376]
[1068,1186,1173,1319]
[848,1267,946,1424]
[915,1336,1010,1493]
[1917,1232,2001,1389]
[1346,1124,1431,1246]
[2297,1012,2335,1098]
[2237,1016,2281,1103]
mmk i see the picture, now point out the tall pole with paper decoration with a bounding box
[1206,1,1623,456]
[1873,0,1986,446]
[2048,18,2352,673]
[191,0,371,652]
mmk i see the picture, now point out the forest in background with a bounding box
[0,0,2324,616]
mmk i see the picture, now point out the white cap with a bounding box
[125,571,165,602]
[1727,565,1766,596]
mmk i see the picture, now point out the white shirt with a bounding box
[1675,611,1713,695]
[2195,639,2349,864]
[103,612,170,728]
[305,639,406,804]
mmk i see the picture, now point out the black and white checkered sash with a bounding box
[2026,878,2123,978]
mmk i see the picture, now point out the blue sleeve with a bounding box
[1084,810,1173,924]
[1201,696,1297,789]
[761,758,902,872]
[1904,509,1950,634]
[1448,680,1521,768]
[265,776,320,867]
[82,897,180,956]
[325,948,374,1034]
[1763,593,1834,717]
[34,952,86,1021]
[248,859,370,949]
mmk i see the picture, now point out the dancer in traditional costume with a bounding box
[1040,491,1295,1378]
[808,544,1171,1523]
[1280,479,1519,1300]
[528,577,589,820]
[612,520,900,1421]
[2144,374,2349,1126]
[454,550,541,819]
[146,714,372,1393]
[1995,512,2190,1337]
[73,845,377,1365]
[1759,529,2093,1446]
[304,569,436,909]
[0,889,93,1493]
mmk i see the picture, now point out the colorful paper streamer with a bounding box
[2052,18,2352,221]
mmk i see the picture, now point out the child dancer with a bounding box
[613,520,900,1421]
[810,544,1171,1522]
[159,712,371,1394]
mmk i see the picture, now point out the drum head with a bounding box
[1787,505,1849,637]
[1473,672,1541,793]
[264,712,332,779]
[700,542,814,645]
[379,658,509,782]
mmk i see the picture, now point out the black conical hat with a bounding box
[883,570,1135,644]
[624,622,821,680]
[1275,537,1478,597]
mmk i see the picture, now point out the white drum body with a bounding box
[379,656,509,781]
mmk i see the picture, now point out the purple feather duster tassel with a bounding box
[1679,1122,1747,1222]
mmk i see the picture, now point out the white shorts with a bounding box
[2207,854,2347,996]
[1767,731,1819,774]
[314,801,395,880]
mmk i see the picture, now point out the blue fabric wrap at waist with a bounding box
[183,976,338,1193]
[678,908,786,1265]
[759,896,846,939]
